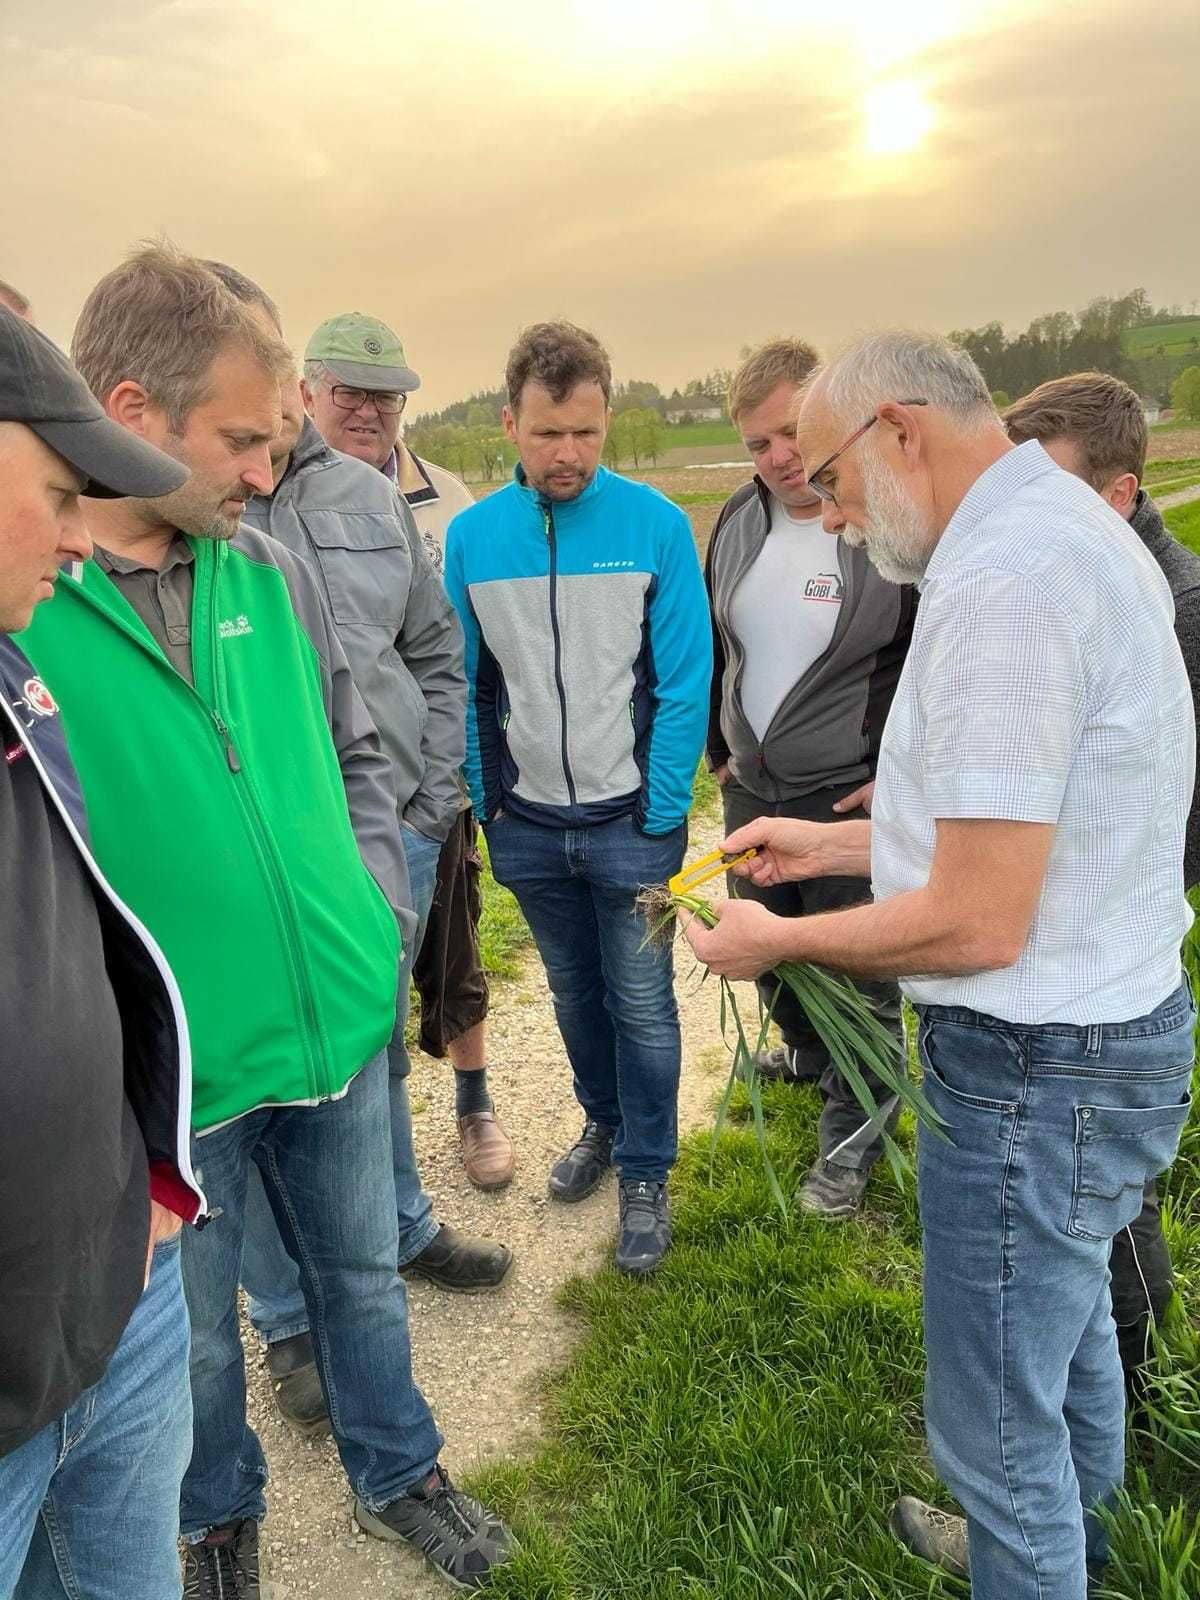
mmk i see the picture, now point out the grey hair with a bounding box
[303,359,328,388]
[820,329,997,433]
[202,259,283,336]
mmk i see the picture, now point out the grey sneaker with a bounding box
[355,1464,512,1590]
[795,1158,870,1220]
[548,1119,616,1202]
[752,1044,822,1083]
[889,1496,969,1578]
[615,1179,671,1275]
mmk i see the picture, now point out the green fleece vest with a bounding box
[20,539,399,1132]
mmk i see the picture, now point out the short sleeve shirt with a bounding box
[871,441,1194,1024]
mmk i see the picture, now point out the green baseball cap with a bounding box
[304,312,421,393]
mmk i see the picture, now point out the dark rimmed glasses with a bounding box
[806,399,928,505]
[328,384,407,417]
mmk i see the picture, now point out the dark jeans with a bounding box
[180,1053,442,1538]
[484,811,686,1182]
[722,777,903,1170]
[917,984,1194,1600]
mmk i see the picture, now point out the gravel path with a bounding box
[247,815,727,1597]
[1158,481,1200,510]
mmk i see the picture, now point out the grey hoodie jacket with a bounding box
[245,420,467,842]
[706,477,916,801]
[1131,490,1200,887]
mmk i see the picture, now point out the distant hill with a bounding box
[1125,319,1200,359]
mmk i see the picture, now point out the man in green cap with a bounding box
[303,314,511,1193]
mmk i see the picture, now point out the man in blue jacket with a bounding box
[443,321,711,1274]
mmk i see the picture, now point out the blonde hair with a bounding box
[728,338,820,423]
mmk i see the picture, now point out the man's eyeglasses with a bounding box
[328,384,406,417]
[806,399,928,506]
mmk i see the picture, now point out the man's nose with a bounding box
[555,435,580,463]
[768,439,799,471]
[821,501,845,536]
[353,394,384,418]
[61,505,94,563]
[242,446,275,496]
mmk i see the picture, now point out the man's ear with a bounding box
[876,399,924,466]
[300,380,316,419]
[104,380,154,437]
[501,403,518,445]
[1102,471,1139,518]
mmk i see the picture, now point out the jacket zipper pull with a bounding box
[213,713,240,773]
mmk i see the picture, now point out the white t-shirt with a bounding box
[728,498,843,741]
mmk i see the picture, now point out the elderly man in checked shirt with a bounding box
[684,330,1195,1600]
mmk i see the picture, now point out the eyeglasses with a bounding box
[328,384,406,417]
[806,399,928,505]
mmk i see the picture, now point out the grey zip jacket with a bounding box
[706,477,916,801]
[244,419,467,842]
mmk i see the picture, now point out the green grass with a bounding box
[663,420,743,450]
[668,490,734,507]
[1166,500,1200,555]
[1151,418,1200,436]
[477,836,531,979]
[1125,320,1200,359]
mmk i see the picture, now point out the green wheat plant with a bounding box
[638,886,946,1215]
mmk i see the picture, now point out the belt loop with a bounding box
[1085,1023,1103,1058]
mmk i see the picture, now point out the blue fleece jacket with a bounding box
[444,465,710,835]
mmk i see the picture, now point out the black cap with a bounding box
[0,307,188,499]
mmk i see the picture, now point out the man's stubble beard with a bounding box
[146,475,242,542]
[856,451,937,585]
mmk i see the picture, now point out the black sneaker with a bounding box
[402,1224,513,1294]
[795,1158,871,1220]
[355,1464,513,1590]
[889,1496,969,1579]
[615,1179,671,1275]
[548,1119,616,1202]
[752,1044,822,1083]
[265,1332,329,1439]
[182,1518,262,1598]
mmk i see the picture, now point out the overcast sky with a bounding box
[4,0,1197,413]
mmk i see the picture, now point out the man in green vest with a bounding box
[20,242,512,1596]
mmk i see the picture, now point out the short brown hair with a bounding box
[72,241,292,428]
[728,338,820,423]
[202,259,284,336]
[505,321,611,410]
[1003,372,1147,489]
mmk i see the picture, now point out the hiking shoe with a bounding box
[402,1224,513,1294]
[355,1464,513,1589]
[264,1332,329,1439]
[547,1120,616,1202]
[752,1044,822,1083]
[182,1518,263,1598]
[889,1496,969,1579]
[615,1179,671,1276]
[795,1158,870,1220]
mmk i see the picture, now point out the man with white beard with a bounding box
[683,331,1195,1600]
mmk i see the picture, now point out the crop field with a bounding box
[1126,319,1200,359]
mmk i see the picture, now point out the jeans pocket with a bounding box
[1068,1090,1192,1242]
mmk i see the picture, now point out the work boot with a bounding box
[355,1463,513,1589]
[795,1157,870,1220]
[182,1518,263,1598]
[402,1223,513,1293]
[548,1119,615,1202]
[264,1332,329,1439]
[889,1497,969,1579]
[615,1179,671,1276]
[752,1044,822,1083]
[458,1110,516,1190]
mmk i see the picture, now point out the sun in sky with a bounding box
[863,80,937,155]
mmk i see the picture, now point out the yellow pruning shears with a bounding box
[668,847,757,896]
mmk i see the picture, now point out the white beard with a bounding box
[856,452,937,584]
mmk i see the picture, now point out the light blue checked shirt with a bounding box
[871,440,1194,1024]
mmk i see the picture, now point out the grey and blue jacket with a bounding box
[244,420,467,843]
[706,477,916,801]
[444,465,711,835]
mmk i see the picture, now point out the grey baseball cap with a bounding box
[305,312,421,393]
[0,307,188,499]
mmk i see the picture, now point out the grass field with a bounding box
[1126,320,1200,359]
[1165,499,1200,556]
[662,420,741,450]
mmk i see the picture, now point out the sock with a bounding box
[455,1067,494,1118]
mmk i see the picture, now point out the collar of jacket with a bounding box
[512,461,609,515]
[1130,487,1169,555]
[280,416,337,483]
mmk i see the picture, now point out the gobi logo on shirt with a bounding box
[219,615,254,640]
[804,573,844,604]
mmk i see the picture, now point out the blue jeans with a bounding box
[484,812,686,1181]
[180,1052,442,1537]
[917,982,1195,1600]
[0,1235,191,1600]
[240,824,443,1344]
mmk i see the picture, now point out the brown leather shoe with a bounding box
[458,1111,515,1190]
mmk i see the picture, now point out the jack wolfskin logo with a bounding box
[219,614,254,639]
[804,573,843,604]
